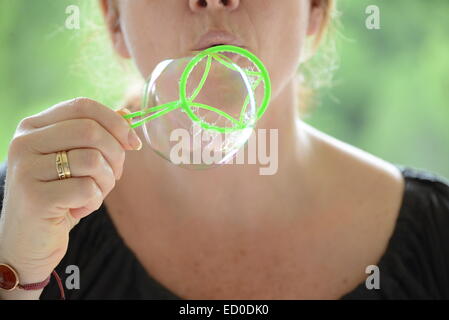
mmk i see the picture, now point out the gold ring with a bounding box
[56,151,72,180]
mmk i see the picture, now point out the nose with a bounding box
[189,0,240,12]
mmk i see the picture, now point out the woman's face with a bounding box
[103,0,325,98]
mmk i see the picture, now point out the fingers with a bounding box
[25,119,126,180]
[0,98,136,284]
[29,177,104,220]
[32,149,116,197]
[19,97,142,151]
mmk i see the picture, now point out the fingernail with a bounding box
[128,129,142,151]
[116,107,133,126]
[116,107,141,150]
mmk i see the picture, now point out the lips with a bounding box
[193,30,245,52]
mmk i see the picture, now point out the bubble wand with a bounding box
[120,45,271,134]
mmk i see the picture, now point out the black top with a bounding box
[1,162,449,300]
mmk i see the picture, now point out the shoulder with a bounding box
[305,124,448,222]
[345,165,449,299]
[304,125,408,240]
[305,126,449,298]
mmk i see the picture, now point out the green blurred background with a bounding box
[0,0,448,177]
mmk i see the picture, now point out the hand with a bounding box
[0,98,142,299]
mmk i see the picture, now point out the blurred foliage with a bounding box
[304,0,449,177]
[0,0,448,177]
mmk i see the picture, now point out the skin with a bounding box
[0,0,405,300]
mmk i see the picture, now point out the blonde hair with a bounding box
[315,0,336,49]
[298,0,338,115]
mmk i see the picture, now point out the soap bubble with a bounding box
[137,46,270,169]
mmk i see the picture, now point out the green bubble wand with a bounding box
[121,45,271,134]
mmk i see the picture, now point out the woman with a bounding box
[1,0,448,300]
